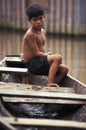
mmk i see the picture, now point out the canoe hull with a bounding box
[0,55,86,130]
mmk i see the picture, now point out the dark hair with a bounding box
[26,3,44,20]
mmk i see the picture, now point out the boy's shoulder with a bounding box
[25,28,32,35]
[23,28,45,41]
[23,28,33,39]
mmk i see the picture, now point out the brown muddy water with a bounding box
[0,30,86,85]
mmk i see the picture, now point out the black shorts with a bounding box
[25,56,50,75]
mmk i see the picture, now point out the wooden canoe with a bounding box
[0,55,86,130]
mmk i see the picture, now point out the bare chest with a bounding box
[36,32,45,46]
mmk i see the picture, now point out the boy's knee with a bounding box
[63,66,69,74]
[56,54,62,64]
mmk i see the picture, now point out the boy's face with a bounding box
[29,15,45,30]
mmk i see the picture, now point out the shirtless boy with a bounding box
[22,3,68,87]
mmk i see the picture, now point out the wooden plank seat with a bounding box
[6,59,26,68]
[0,55,49,84]
[0,89,86,100]
[0,82,86,105]
[1,117,86,130]
[1,83,84,104]
[0,67,29,83]
[0,82,75,93]
[5,55,26,68]
[2,97,85,104]
[0,67,28,74]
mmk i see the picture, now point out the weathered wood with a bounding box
[0,82,75,93]
[0,67,28,74]
[0,66,28,83]
[0,82,86,101]
[0,88,86,101]
[2,97,85,104]
[0,98,12,116]
[5,55,26,68]
[1,117,86,129]
[0,82,85,104]
[0,57,7,66]
[0,118,16,130]
[6,55,21,61]
[0,55,86,93]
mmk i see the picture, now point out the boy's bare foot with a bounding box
[48,83,59,87]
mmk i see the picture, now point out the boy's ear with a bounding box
[27,16,30,22]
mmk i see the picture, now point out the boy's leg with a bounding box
[47,54,62,86]
[55,64,69,84]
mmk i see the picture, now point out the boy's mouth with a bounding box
[37,24,43,28]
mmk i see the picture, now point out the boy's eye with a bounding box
[32,18,38,21]
[32,16,44,21]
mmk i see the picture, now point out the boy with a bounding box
[22,3,68,87]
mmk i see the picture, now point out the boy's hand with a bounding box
[46,52,52,55]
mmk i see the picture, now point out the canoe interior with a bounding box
[0,55,86,88]
[0,55,86,130]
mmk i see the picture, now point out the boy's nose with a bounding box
[37,19,41,23]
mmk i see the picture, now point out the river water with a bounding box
[0,30,86,84]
